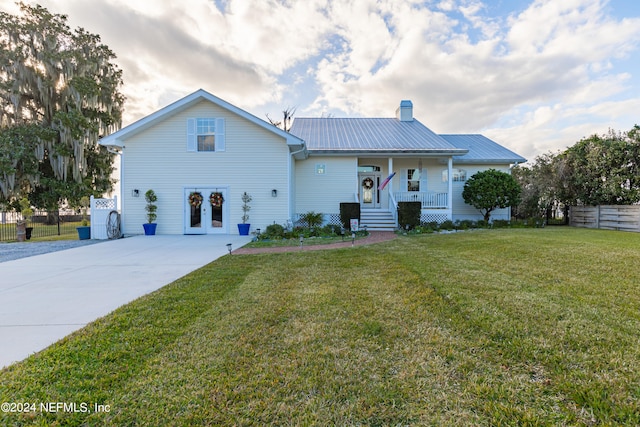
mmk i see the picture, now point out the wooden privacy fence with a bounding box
[570,205,640,232]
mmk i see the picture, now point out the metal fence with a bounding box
[0,210,88,242]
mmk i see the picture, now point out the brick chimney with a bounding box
[396,100,413,121]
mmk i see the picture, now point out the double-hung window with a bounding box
[187,118,226,152]
[407,168,420,191]
[197,118,216,151]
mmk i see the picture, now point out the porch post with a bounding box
[388,157,394,215]
[355,157,360,202]
[388,157,393,199]
[447,157,453,218]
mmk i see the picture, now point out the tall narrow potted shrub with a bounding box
[237,192,251,235]
[143,189,158,235]
[76,196,91,240]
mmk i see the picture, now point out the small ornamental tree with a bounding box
[462,169,522,222]
[145,190,158,223]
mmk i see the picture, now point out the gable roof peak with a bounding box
[99,89,305,157]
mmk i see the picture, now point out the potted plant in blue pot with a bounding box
[143,189,158,235]
[237,191,251,235]
[76,196,91,240]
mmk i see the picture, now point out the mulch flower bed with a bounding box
[232,231,397,254]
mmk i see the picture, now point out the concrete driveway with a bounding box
[0,234,251,368]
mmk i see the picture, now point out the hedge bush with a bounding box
[339,203,360,229]
[398,201,421,230]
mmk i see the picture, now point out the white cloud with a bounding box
[22,0,334,123]
[1,0,639,160]
[308,0,640,146]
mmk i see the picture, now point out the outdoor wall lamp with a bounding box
[272,189,277,197]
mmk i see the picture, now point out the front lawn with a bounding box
[1,227,639,425]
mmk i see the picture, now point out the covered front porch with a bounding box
[357,156,456,226]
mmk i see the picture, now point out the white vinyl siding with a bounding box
[121,100,289,234]
[295,156,357,214]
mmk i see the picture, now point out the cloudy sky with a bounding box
[2,0,640,161]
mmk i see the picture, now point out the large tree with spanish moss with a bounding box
[0,2,124,210]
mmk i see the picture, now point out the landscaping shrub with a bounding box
[422,221,439,230]
[263,223,285,239]
[455,219,475,230]
[321,224,342,236]
[439,219,455,230]
[300,211,324,228]
[413,224,435,234]
[492,219,511,228]
[398,201,421,230]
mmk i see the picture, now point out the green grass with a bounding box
[2,227,640,425]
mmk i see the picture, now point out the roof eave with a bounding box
[288,141,309,159]
[307,148,469,157]
[453,158,528,165]
[99,137,124,149]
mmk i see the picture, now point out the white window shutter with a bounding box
[216,118,225,152]
[187,118,196,152]
[420,167,427,190]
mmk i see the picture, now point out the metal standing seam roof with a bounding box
[440,134,527,164]
[289,118,468,154]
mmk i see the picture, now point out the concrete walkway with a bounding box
[0,234,251,368]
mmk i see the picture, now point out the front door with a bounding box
[184,188,228,234]
[359,173,381,209]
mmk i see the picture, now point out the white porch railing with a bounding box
[389,190,398,223]
[394,192,448,209]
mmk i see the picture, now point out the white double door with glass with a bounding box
[184,187,228,234]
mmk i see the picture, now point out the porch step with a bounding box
[360,210,397,232]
